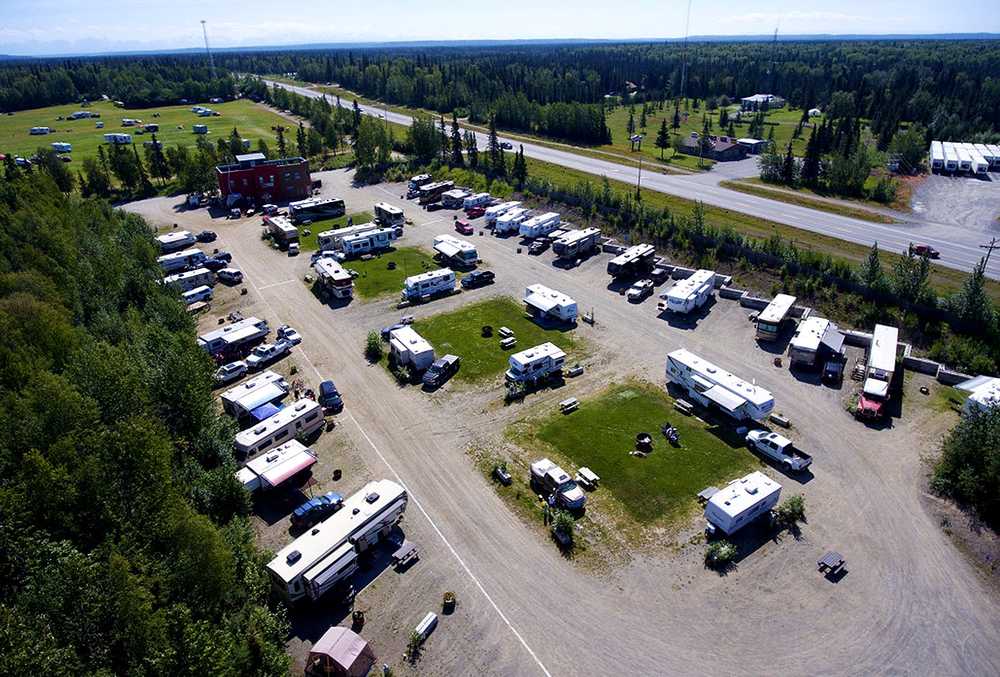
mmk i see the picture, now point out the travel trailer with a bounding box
[955,376,1000,416]
[494,207,530,235]
[462,192,491,209]
[341,227,398,257]
[441,188,472,209]
[157,248,206,273]
[858,324,898,419]
[607,243,657,278]
[234,399,324,457]
[198,316,269,356]
[484,201,521,225]
[373,202,405,227]
[755,294,797,341]
[505,343,566,384]
[704,471,782,535]
[788,316,845,368]
[236,440,317,493]
[552,228,601,260]
[156,230,196,253]
[51,142,72,153]
[659,269,716,314]
[666,348,775,422]
[402,268,456,302]
[388,326,436,371]
[316,222,379,251]
[313,259,354,299]
[162,267,214,292]
[219,370,289,420]
[523,284,577,323]
[181,285,213,305]
[103,133,132,144]
[518,212,561,239]
[265,215,299,245]
[433,234,479,268]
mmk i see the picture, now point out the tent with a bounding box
[306,627,376,677]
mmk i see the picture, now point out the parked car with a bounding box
[211,251,232,263]
[277,325,302,345]
[626,279,654,302]
[466,206,486,219]
[318,380,343,412]
[229,208,241,219]
[650,267,670,285]
[746,429,813,472]
[380,322,406,340]
[461,270,496,289]
[528,239,550,255]
[455,219,474,235]
[203,256,229,272]
[290,491,344,528]
[288,242,300,256]
[246,340,292,370]
[196,230,217,243]
[909,243,940,259]
[217,268,243,284]
[822,357,845,385]
[500,141,513,150]
[214,360,247,385]
[422,354,460,388]
[530,458,586,511]
[311,250,339,264]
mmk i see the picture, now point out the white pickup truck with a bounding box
[530,458,586,511]
[246,339,293,370]
[746,430,812,472]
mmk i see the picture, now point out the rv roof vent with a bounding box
[286,550,302,564]
[295,402,307,411]
[365,492,380,504]
[266,453,278,462]
[352,507,360,515]
[706,366,717,373]
[253,425,266,434]
[746,486,758,495]
[311,528,320,535]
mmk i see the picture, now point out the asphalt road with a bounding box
[266,79,1000,280]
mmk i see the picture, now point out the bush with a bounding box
[365,330,383,362]
[932,408,1000,527]
[551,509,575,546]
[775,494,806,527]
[705,540,738,568]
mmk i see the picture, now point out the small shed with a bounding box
[306,627,376,677]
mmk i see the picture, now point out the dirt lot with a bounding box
[125,169,1000,676]
[910,171,1000,233]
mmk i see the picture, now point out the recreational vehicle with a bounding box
[929,141,944,172]
[29,127,51,135]
[234,399,324,457]
[192,124,209,135]
[788,316,845,368]
[441,189,472,209]
[313,258,354,299]
[373,202,405,227]
[659,269,716,314]
[156,230,196,253]
[505,343,566,384]
[417,181,454,205]
[607,243,657,278]
[289,197,346,223]
[219,370,289,420]
[181,285,213,305]
[494,207,530,234]
[267,479,408,603]
[103,133,132,144]
[198,316,269,356]
[388,326,436,371]
[484,201,521,225]
[956,376,1000,416]
[704,471,782,536]
[316,222,379,251]
[523,284,578,323]
[341,227,398,257]
[265,215,299,245]
[408,174,433,191]
[402,268,456,302]
[755,294,797,341]
[236,440,317,493]
[942,142,959,173]
[858,324,898,419]
[433,234,479,268]
[666,348,775,422]
[552,228,601,260]
[50,142,72,153]
[519,212,561,239]
[462,192,491,209]
[157,248,206,273]
[162,267,214,292]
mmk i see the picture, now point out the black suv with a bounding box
[528,240,550,255]
[461,270,496,289]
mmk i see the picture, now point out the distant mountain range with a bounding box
[2,33,999,60]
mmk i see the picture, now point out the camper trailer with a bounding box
[408,174,433,191]
[103,133,132,144]
[199,316,270,356]
[236,440,317,493]
[373,202,405,227]
[289,197,346,223]
[659,269,716,314]
[234,399,324,457]
[607,243,657,278]
[417,181,454,205]
[484,201,521,225]
[552,228,601,260]
[704,471,782,535]
[433,234,479,268]
[316,222,379,251]
[162,267,214,292]
[858,324,898,419]
[157,248,206,273]
[523,284,578,323]
[666,349,775,422]
[402,268,456,302]
[755,294,797,341]
[956,376,1000,416]
[494,207,530,235]
[519,212,561,239]
[505,343,566,384]
[267,479,407,603]
[462,192,491,210]
[181,285,213,305]
[50,142,72,153]
[929,141,944,172]
[313,259,354,299]
[29,127,51,135]
[265,215,299,245]
[388,326,436,371]
[441,189,472,209]
[156,230,196,253]
[219,370,289,420]
[788,316,845,368]
[341,227,398,258]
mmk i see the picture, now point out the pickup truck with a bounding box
[530,458,586,511]
[746,430,812,472]
[245,339,292,370]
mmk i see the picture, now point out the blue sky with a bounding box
[2,0,998,56]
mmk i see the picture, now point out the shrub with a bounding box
[932,408,1000,527]
[705,540,738,568]
[775,494,806,527]
[364,330,383,362]
[551,509,575,545]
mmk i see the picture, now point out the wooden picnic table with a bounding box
[392,539,419,566]
[818,550,845,573]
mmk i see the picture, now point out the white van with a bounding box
[217,268,243,284]
[181,285,213,304]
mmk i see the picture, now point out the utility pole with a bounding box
[980,236,1000,268]
[679,0,692,100]
[636,153,643,201]
[201,20,217,80]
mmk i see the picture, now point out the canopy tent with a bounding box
[306,626,376,677]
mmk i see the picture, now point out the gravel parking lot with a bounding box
[126,169,1000,676]
[911,172,1000,233]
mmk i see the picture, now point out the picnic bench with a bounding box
[674,398,693,415]
[817,551,845,574]
[500,336,517,349]
[559,397,579,414]
[392,539,419,567]
[575,467,600,490]
[498,326,515,339]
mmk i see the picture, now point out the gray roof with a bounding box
[236,152,265,163]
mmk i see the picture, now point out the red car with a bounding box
[455,219,474,235]
[465,206,486,219]
[909,243,940,259]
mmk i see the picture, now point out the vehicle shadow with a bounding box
[252,484,310,527]
[309,283,354,309]
[605,278,634,294]
[789,365,824,386]
[551,250,600,270]
[658,296,717,330]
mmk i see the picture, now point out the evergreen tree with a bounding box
[146,133,171,185]
[132,144,153,195]
[655,118,670,159]
[438,116,448,163]
[859,242,887,294]
[627,109,636,136]
[672,101,681,129]
[228,126,243,159]
[487,114,502,175]
[296,122,308,157]
[464,130,479,169]
[950,258,995,329]
[512,144,528,187]
[275,126,287,157]
[892,246,933,308]
[639,106,647,130]
[801,126,821,187]
[780,143,797,186]
[352,100,362,131]
[449,112,464,167]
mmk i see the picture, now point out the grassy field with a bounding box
[412,296,581,383]
[718,179,899,224]
[297,211,373,251]
[524,381,757,525]
[346,246,437,299]
[0,99,291,166]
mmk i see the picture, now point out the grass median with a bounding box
[346,246,437,299]
[296,211,373,250]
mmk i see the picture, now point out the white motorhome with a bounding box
[236,440,318,493]
[552,228,601,260]
[156,230,196,253]
[484,201,521,225]
[408,174,432,190]
[505,342,566,384]
[402,268,456,302]
[788,316,844,368]
[441,188,472,209]
[858,324,898,419]
[494,207,530,234]
[388,326,435,371]
[704,471,782,535]
[219,370,289,419]
[316,222,379,251]
[607,243,657,278]
[163,267,214,292]
[51,142,72,153]
[433,234,478,268]
[523,284,578,323]
[103,133,132,144]
[666,348,775,422]
[463,192,491,209]
[157,248,206,273]
[234,399,324,457]
[755,294,797,341]
[265,215,299,244]
[267,479,407,603]
[659,269,716,314]
[341,227,398,257]
[374,202,405,227]
[313,259,354,298]
[198,316,269,355]
[519,212,561,239]
[181,285,213,305]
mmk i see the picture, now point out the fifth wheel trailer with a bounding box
[607,243,657,278]
[316,222,379,251]
[523,284,578,323]
[494,207,530,234]
[485,201,521,225]
[234,398,324,457]
[552,228,602,260]
[433,234,479,268]
[519,212,561,239]
[659,269,716,314]
[666,348,775,422]
[156,230,196,253]
[236,440,317,493]
[158,247,206,273]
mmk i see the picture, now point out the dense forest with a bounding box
[0,173,289,674]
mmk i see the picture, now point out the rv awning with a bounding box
[820,324,845,354]
[238,383,288,413]
[250,402,282,422]
[702,385,746,413]
[260,451,316,489]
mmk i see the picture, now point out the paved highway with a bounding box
[266,79,1000,279]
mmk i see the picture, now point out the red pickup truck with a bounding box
[455,219,474,235]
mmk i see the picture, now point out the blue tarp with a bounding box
[250,402,282,422]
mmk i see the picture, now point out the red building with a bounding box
[216,153,311,204]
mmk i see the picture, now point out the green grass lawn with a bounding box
[527,381,759,525]
[412,296,581,383]
[346,246,438,299]
[297,211,373,250]
[0,99,291,167]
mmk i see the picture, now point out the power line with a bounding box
[679,0,692,99]
[201,20,216,80]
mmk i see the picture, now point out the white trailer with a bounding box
[494,207,530,234]
[234,399,324,457]
[267,479,407,603]
[955,376,1000,416]
[552,228,601,260]
[666,348,775,422]
[341,227,398,257]
[313,258,354,298]
[265,215,299,244]
[388,326,435,371]
[30,126,51,135]
[788,316,844,367]
[955,144,973,173]
[220,370,289,419]
[181,285,213,305]
[523,284,578,323]
[505,342,566,384]
[463,192,491,209]
[441,189,472,209]
[163,267,214,292]
[402,268,455,302]
[755,294,796,341]
[974,144,994,166]
[858,324,898,419]
[942,142,959,172]
[51,142,72,153]
[704,471,782,535]
[969,148,990,175]
[485,201,520,225]
[103,133,132,144]
[374,202,405,227]
[157,247,206,273]
[236,440,317,492]
[317,222,379,251]
[408,174,432,190]
[607,243,657,278]
[986,145,1000,169]
[156,230,196,253]
[433,234,478,268]
[519,212,561,239]
[659,269,716,314]
[199,316,269,355]
[929,141,944,172]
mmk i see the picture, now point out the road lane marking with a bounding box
[257,279,297,290]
